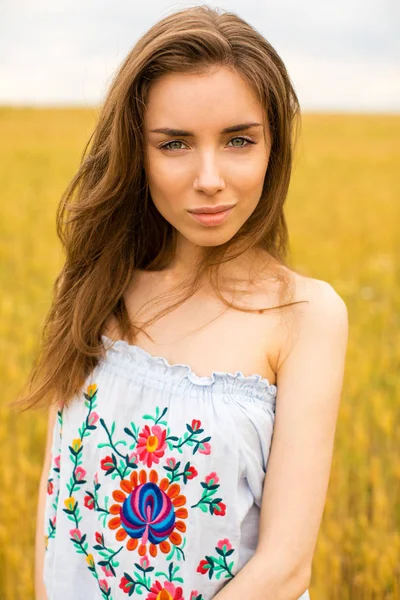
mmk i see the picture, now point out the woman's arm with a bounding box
[213,280,349,599]
[35,403,59,600]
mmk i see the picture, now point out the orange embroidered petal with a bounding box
[149,543,157,557]
[160,540,170,553]
[138,543,147,556]
[172,495,186,507]
[112,490,126,503]
[139,470,147,484]
[175,507,188,519]
[116,528,128,541]
[108,517,121,530]
[175,520,186,532]
[159,478,169,491]
[120,479,133,493]
[127,538,138,551]
[130,471,138,487]
[149,469,158,483]
[169,531,182,545]
[109,504,122,515]
[167,483,180,498]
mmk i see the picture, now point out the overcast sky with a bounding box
[1,0,399,111]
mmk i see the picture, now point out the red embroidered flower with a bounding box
[185,465,198,479]
[119,576,132,593]
[101,455,115,473]
[47,480,54,494]
[214,501,226,516]
[84,495,95,510]
[95,531,104,545]
[191,419,201,431]
[197,559,210,574]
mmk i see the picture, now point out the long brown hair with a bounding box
[13,4,304,413]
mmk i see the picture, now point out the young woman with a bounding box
[25,5,348,600]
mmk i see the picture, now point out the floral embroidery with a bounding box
[57,383,237,598]
[197,539,235,581]
[45,408,63,551]
[190,472,226,516]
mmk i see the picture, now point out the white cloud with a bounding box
[0,0,398,110]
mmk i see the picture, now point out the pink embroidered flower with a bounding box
[99,579,109,592]
[51,516,56,527]
[166,457,177,469]
[75,466,86,481]
[128,451,139,464]
[198,441,211,455]
[217,538,232,552]
[69,528,82,542]
[205,472,219,485]
[190,592,200,600]
[136,424,167,468]
[101,564,114,577]
[54,455,60,470]
[88,411,99,427]
[94,472,99,486]
[140,555,150,569]
[147,580,183,599]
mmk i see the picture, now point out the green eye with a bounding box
[160,136,255,151]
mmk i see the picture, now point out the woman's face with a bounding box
[144,66,272,262]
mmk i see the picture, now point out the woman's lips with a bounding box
[188,207,233,226]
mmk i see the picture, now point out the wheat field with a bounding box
[0,107,399,599]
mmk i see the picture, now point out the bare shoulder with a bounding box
[294,274,348,316]
[277,272,349,370]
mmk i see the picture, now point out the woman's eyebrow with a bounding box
[149,122,263,137]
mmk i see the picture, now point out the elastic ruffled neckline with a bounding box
[100,335,277,398]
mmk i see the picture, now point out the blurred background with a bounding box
[0,0,399,598]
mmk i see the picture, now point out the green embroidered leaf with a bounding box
[114,440,127,448]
